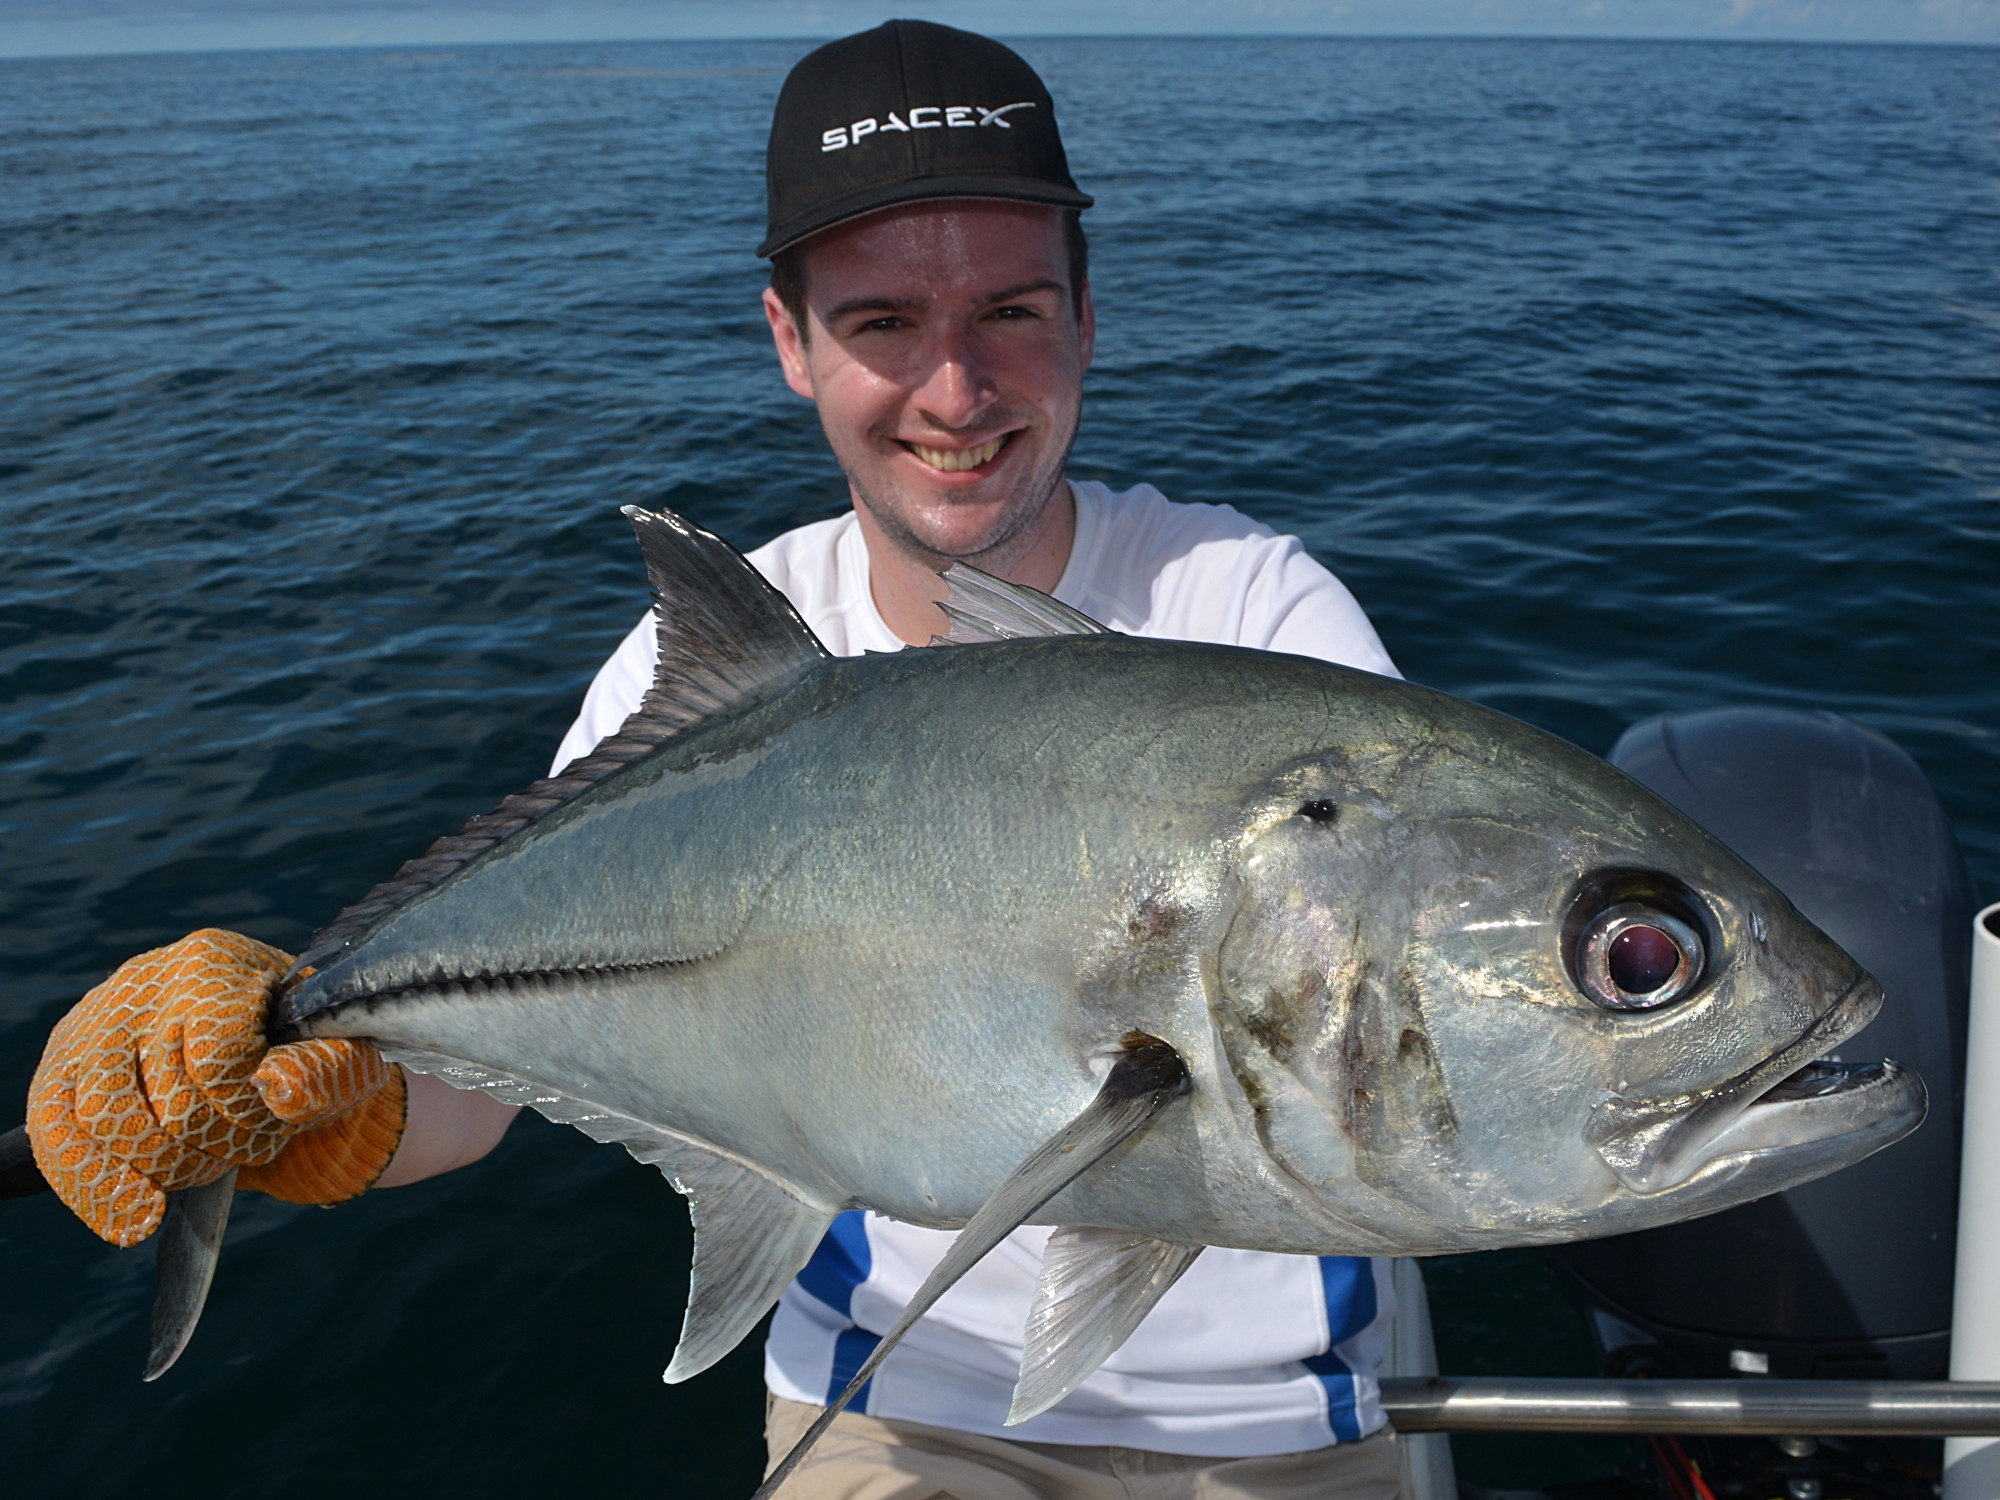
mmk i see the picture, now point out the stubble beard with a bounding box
[840,410,1081,578]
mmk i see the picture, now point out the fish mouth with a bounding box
[1585,974,1924,1196]
[1672,1055,1924,1183]
[1756,1056,1891,1104]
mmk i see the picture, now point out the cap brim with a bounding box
[757,173,1094,259]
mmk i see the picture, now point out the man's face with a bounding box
[764,200,1094,570]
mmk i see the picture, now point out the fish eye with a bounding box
[1296,800,1338,824]
[1574,901,1705,1011]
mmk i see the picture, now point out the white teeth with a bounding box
[909,436,1005,472]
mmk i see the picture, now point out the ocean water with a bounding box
[1,34,1995,1498]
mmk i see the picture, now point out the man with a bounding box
[562,22,1405,1497]
[27,20,1405,1499]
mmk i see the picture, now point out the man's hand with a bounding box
[26,929,407,1247]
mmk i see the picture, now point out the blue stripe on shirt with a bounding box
[795,1211,870,1316]
[1302,1255,1378,1444]
[827,1325,884,1411]
[793,1211,881,1410]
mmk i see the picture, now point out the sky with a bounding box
[0,0,1995,61]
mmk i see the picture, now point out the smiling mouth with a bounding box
[905,434,1010,472]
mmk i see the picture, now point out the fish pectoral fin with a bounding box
[1008,1226,1203,1426]
[753,1039,1190,1500]
[383,1049,834,1383]
[928,563,1112,645]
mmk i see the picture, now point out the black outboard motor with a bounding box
[1549,707,1976,1500]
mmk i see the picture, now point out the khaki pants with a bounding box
[764,1393,1405,1500]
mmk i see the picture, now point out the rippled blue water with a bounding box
[2,35,1995,1497]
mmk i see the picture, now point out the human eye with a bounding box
[826,305,915,337]
[977,306,1041,339]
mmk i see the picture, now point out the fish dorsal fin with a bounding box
[384,1048,835,1384]
[753,1040,1190,1500]
[928,562,1111,646]
[619,504,832,736]
[1008,1227,1203,1426]
[292,506,829,975]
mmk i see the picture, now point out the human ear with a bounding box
[763,286,817,401]
[1077,278,1096,373]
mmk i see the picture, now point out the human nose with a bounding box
[912,321,997,431]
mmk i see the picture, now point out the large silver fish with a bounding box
[253,506,1918,1467]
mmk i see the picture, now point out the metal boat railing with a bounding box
[1380,1378,2000,1436]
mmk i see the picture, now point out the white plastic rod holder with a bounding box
[1946,901,2000,1500]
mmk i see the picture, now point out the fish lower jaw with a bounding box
[1692,1058,1925,1165]
[1616,1060,1928,1220]
[1586,1055,1927,1207]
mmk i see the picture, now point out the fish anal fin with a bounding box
[661,1151,834,1384]
[928,563,1111,646]
[290,506,829,979]
[752,1040,1190,1500]
[1009,1227,1202,1426]
[384,1049,833,1383]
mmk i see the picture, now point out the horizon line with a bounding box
[5,27,2000,64]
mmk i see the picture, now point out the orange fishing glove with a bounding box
[26,928,407,1247]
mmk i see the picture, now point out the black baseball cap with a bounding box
[758,20,1093,259]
